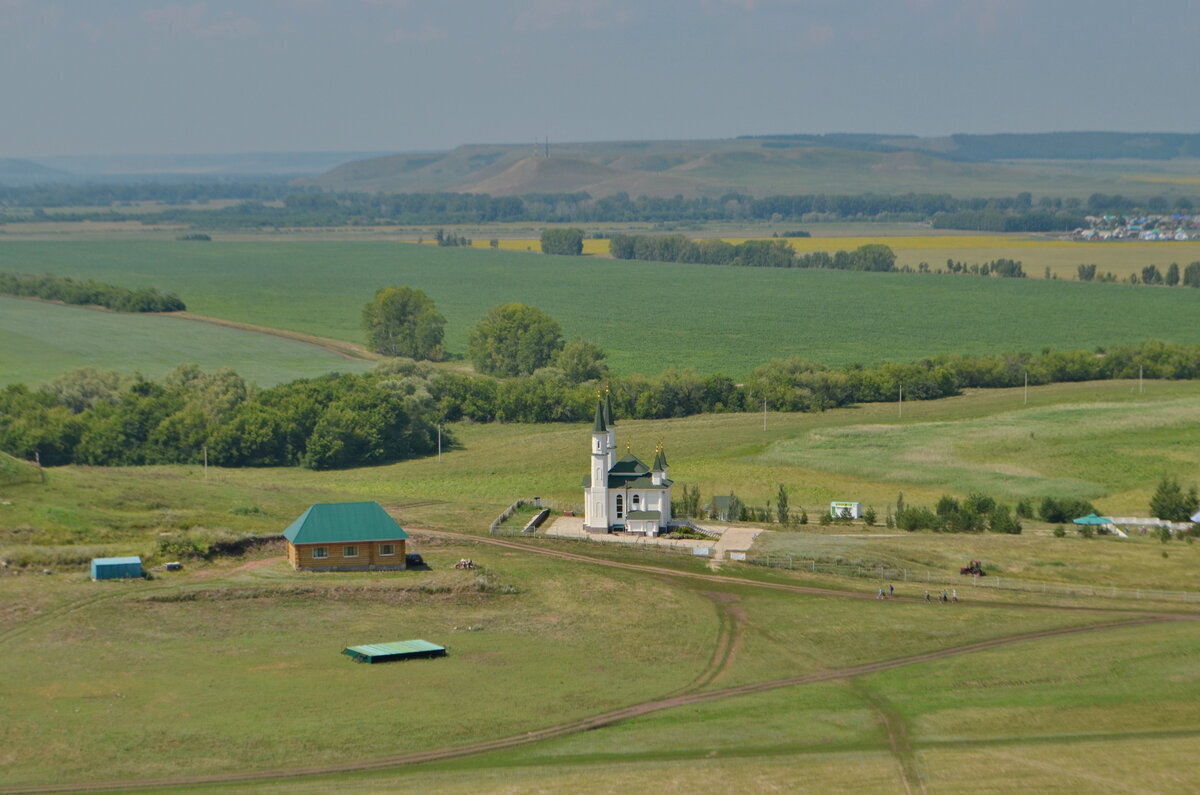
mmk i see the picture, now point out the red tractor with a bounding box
[960,560,986,576]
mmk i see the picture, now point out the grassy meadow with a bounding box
[4,239,1200,380]
[2,378,1200,791]
[0,295,371,387]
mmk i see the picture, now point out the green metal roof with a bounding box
[344,639,444,657]
[625,510,661,520]
[609,455,649,475]
[603,390,614,426]
[283,501,408,545]
[592,400,607,433]
[652,447,668,471]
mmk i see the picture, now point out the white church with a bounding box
[583,393,673,536]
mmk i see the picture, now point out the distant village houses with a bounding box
[1073,213,1199,241]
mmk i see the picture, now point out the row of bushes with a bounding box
[608,234,897,271]
[0,272,185,312]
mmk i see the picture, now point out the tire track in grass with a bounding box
[667,592,744,696]
[849,679,926,795]
[0,616,1174,795]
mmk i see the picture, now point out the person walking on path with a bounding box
[942,589,949,603]
[952,588,958,603]
[889,584,894,597]
[877,586,885,600]
[924,590,931,603]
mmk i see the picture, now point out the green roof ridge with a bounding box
[283,501,407,544]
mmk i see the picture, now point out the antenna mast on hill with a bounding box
[545,136,550,158]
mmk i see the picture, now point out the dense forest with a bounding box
[4,341,1200,471]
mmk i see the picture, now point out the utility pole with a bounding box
[898,384,903,418]
[203,445,208,482]
[35,450,44,484]
[1024,372,1028,405]
[763,398,767,431]
[438,424,442,462]
[1139,365,1144,394]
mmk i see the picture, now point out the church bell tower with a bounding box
[584,400,610,531]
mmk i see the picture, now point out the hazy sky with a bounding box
[2,0,1198,157]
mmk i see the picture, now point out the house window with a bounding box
[632,494,641,508]
[344,545,358,558]
[313,547,328,559]
[380,543,395,556]
[615,494,623,518]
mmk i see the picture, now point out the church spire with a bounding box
[592,399,607,433]
[603,387,614,427]
[652,442,668,472]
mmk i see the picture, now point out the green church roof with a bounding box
[603,390,614,426]
[592,400,607,433]
[609,454,649,475]
[283,502,408,545]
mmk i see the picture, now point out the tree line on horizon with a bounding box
[5,184,1195,231]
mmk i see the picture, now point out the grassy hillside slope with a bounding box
[310,137,1200,199]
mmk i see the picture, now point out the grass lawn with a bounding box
[0,295,370,387]
[5,240,1200,378]
[0,549,715,787]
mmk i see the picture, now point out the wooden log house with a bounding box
[283,501,409,571]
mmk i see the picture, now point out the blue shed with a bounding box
[91,556,143,580]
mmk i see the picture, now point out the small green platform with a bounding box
[342,639,446,663]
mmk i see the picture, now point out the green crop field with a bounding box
[0,295,371,387]
[4,240,1200,380]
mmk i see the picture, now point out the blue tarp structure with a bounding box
[91,556,142,580]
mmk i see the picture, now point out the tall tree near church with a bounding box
[468,303,564,377]
[361,286,445,360]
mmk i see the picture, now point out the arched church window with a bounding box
[615,494,623,517]
[632,494,641,508]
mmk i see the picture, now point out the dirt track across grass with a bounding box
[0,615,1173,795]
[170,312,379,361]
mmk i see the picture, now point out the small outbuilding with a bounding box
[343,639,446,663]
[830,501,862,519]
[283,501,409,572]
[91,556,143,580]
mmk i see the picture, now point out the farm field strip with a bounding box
[0,296,372,387]
[6,240,1200,378]
[461,235,1200,280]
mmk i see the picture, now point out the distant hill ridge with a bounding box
[744,131,1200,161]
[307,131,1200,198]
[0,158,72,186]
